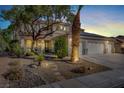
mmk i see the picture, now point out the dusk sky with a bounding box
[0,5,124,37]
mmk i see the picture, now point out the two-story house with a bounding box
[17,21,116,56]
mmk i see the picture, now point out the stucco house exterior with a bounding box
[18,22,71,53]
[17,21,116,56]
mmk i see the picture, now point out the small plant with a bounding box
[36,54,44,66]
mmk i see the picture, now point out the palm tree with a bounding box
[71,6,83,63]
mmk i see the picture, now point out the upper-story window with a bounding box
[58,25,67,31]
[63,27,66,31]
[60,25,63,30]
[53,24,69,31]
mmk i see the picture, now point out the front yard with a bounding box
[0,56,111,88]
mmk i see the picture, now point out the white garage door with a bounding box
[87,42,104,55]
[106,43,112,54]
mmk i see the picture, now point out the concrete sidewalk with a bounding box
[38,54,124,88]
[38,70,124,88]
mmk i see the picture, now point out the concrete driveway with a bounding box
[81,53,124,69]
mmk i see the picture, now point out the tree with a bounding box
[0,29,6,52]
[1,6,74,51]
[0,28,12,53]
[71,6,83,63]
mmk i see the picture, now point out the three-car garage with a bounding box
[80,39,113,55]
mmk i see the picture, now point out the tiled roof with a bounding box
[80,32,106,38]
[116,35,124,39]
[116,35,124,43]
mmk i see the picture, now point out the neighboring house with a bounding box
[17,21,116,56]
[114,35,124,53]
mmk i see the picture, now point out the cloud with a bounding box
[83,22,124,37]
[80,6,124,37]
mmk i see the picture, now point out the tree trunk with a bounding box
[71,6,82,63]
[71,45,79,63]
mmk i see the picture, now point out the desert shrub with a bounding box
[54,36,68,58]
[14,46,23,57]
[36,54,44,66]
[71,66,85,73]
[4,67,23,81]
[25,51,36,56]
[0,35,8,53]
[8,61,21,66]
[4,61,23,81]
[36,54,44,62]
[9,40,24,57]
[0,30,12,54]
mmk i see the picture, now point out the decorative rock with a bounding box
[54,72,61,75]
[30,64,37,68]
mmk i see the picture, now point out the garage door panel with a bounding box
[87,42,104,54]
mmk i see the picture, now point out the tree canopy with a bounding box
[1,6,75,39]
[0,5,82,53]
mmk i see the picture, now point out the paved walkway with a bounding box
[50,63,65,81]
[38,54,124,88]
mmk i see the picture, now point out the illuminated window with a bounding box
[26,39,32,48]
[63,27,66,31]
[60,25,63,30]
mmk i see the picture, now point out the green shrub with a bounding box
[0,35,8,53]
[36,54,44,62]
[54,36,68,58]
[9,40,24,57]
[14,46,22,57]
[25,51,36,56]
[36,54,44,66]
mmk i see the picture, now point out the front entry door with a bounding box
[45,40,51,53]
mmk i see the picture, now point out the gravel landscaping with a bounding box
[9,67,45,88]
[0,57,111,88]
[46,59,111,80]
